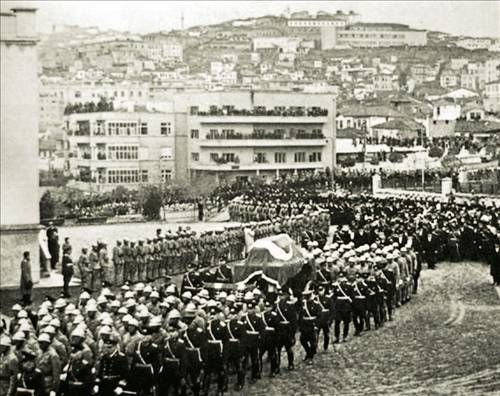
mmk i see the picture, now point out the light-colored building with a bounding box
[65,106,188,190]
[176,91,336,183]
[440,69,459,88]
[456,37,493,50]
[373,73,399,92]
[336,23,427,47]
[253,36,301,52]
[484,80,500,112]
[1,8,40,287]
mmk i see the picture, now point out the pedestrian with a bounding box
[46,222,60,271]
[20,252,33,306]
[62,250,74,298]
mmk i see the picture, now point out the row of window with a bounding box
[338,33,405,39]
[107,169,148,184]
[205,152,323,164]
[84,121,172,136]
[191,128,323,139]
[108,146,138,160]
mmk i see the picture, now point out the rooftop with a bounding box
[455,120,500,134]
[372,118,424,131]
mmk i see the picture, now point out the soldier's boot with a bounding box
[323,329,330,351]
[286,348,295,371]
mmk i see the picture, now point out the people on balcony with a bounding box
[197,105,328,117]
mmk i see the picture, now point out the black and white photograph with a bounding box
[0,1,499,395]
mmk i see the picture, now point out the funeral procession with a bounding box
[1,1,500,396]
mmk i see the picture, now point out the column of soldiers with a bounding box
[2,237,422,396]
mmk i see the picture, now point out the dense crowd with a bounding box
[4,176,499,396]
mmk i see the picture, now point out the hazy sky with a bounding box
[2,1,499,38]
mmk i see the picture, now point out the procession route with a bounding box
[241,262,500,396]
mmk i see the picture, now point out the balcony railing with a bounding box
[194,106,328,117]
[205,130,325,140]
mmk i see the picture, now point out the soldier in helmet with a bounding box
[59,327,94,396]
[158,325,188,396]
[183,307,206,396]
[35,332,61,395]
[17,344,44,396]
[137,240,146,283]
[122,239,131,284]
[241,293,264,383]
[0,335,18,396]
[112,240,123,286]
[128,334,161,396]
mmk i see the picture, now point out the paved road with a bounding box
[240,262,500,396]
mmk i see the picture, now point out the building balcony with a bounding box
[198,138,328,147]
[190,162,324,172]
[195,115,328,124]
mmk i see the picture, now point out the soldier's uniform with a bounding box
[352,278,368,335]
[275,294,298,372]
[224,313,245,391]
[112,242,123,286]
[299,292,321,363]
[0,346,18,396]
[89,247,100,292]
[184,323,206,396]
[159,336,187,396]
[77,251,92,292]
[259,307,279,376]
[332,278,354,342]
[128,339,161,396]
[316,288,333,351]
[203,317,228,394]
[35,344,61,395]
[136,240,146,283]
[60,345,94,396]
[122,240,131,283]
[241,306,264,382]
[95,346,128,396]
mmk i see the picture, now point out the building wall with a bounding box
[176,91,336,181]
[65,111,187,189]
[337,28,427,47]
[1,9,40,287]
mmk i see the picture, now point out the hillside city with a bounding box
[35,8,499,207]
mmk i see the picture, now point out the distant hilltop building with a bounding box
[285,10,426,49]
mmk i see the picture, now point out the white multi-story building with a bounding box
[252,37,301,53]
[456,37,493,50]
[484,80,500,112]
[1,8,41,287]
[65,107,188,190]
[175,91,336,183]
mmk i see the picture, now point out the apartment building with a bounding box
[336,23,427,48]
[65,107,188,190]
[175,91,336,183]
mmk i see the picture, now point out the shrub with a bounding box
[389,152,404,163]
[142,187,163,220]
[429,146,444,158]
[40,191,56,220]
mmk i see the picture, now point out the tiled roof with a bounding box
[339,104,405,118]
[455,120,500,134]
[337,127,366,139]
[372,118,424,131]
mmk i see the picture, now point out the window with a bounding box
[141,170,148,182]
[191,152,199,161]
[190,129,199,139]
[140,122,148,135]
[160,147,173,160]
[107,169,140,184]
[338,120,343,129]
[190,106,199,115]
[294,152,306,162]
[161,169,172,182]
[222,153,236,162]
[275,152,286,163]
[309,152,322,162]
[254,152,267,163]
[161,122,172,136]
[209,129,219,139]
[107,122,138,136]
[436,107,441,116]
[210,153,219,162]
[108,145,139,160]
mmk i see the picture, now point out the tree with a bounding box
[429,146,444,158]
[142,187,162,220]
[40,191,56,220]
[389,152,404,163]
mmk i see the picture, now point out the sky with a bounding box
[2,1,499,38]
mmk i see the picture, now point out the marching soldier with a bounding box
[0,335,18,396]
[224,307,245,391]
[332,275,354,343]
[299,284,321,364]
[95,333,128,396]
[17,345,44,396]
[259,301,280,377]
[241,294,264,383]
[275,289,297,372]
[159,326,188,396]
[60,327,94,396]
[352,276,368,336]
[35,332,61,395]
[316,285,333,351]
[128,335,161,396]
[183,310,206,396]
